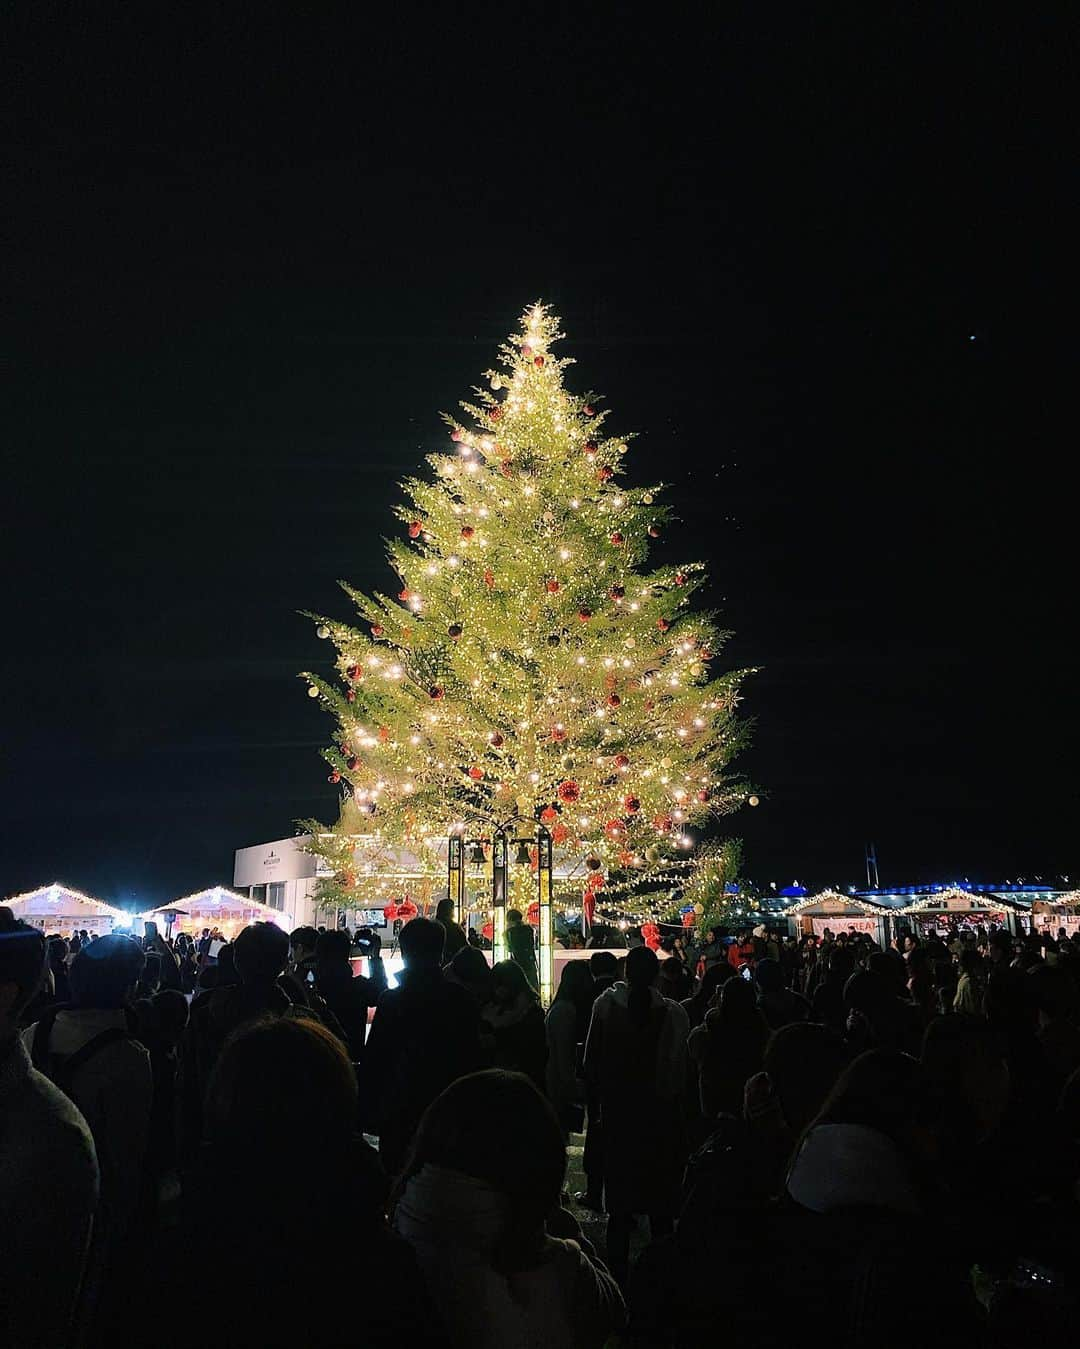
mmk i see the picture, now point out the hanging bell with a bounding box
[468,841,487,866]
[514,840,532,867]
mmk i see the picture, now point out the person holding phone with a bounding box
[143,920,182,992]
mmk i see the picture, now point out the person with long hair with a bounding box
[680,960,733,1030]
[688,974,769,1118]
[546,959,594,1135]
[483,959,547,1090]
[584,945,689,1285]
[434,897,468,963]
[393,1070,624,1349]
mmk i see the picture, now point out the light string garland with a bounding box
[300,304,754,905]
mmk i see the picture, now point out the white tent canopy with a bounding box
[4,882,133,934]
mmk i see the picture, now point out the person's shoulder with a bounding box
[18,1061,98,1175]
[101,1031,153,1076]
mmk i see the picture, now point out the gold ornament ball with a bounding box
[316,624,330,640]
[643,493,654,505]
[660,756,672,769]
[307,685,320,698]
[690,661,704,677]
[693,901,704,914]
[451,583,463,597]
[624,636,637,649]
[748,794,760,807]
[645,845,660,864]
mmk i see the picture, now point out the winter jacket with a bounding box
[0,1035,99,1349]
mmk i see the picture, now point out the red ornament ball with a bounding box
[696,789,711,803]
[460,525,475,540]
[597,465,613,482]
[489,406,502,422]
[398,588,411,602]
[657,617,670,632]
[583,404,596,417]
[345,688,356,703]
[429,685,444,700]
[623,795,641,814]
[450,429,463,443]
[371,624,384,637]
[609,584,625,600]
[614,753,630,769]
[468,766,484,781]
[484,568,496,588]
[675,572,686,586]
[347,756,360,771]
[577,607,593,623]
[540,805,559,824]
[648,523,661,538]
[607,692,622,708]
[534,355,545,368]
[546,578,561,593]
[329,770,341,783]
[604,818,626,838]
[489,731,504,748]
[448,623,463,640]
[345,664,361,681]
[557,779,581,803]
[610,531,624,546]
[550,724,567,742]
[408,520,422,538]
[583,440,598,456]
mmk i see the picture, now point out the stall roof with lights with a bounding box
[4,882,133,929]
[784,890,892,916]
[145,886,291,928]
[895,888,1027,916]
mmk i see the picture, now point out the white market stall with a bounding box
[895,888,1025,938]
[145,886,292,940]
[3,882,134,936]
[1031,891,1080,939]
[785,890,892,946]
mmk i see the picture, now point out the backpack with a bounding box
[30,1006,138,1097]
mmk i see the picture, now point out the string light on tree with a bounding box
[300,303,753,906]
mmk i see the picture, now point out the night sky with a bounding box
[4,10,1074,908]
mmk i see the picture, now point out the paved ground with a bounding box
[564,1130,652,1271]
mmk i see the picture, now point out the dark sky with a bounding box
[4,9,1075,907]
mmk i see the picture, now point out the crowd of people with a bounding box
[2,902,1079,1347]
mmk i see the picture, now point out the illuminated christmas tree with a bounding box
[302,304,751,932]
